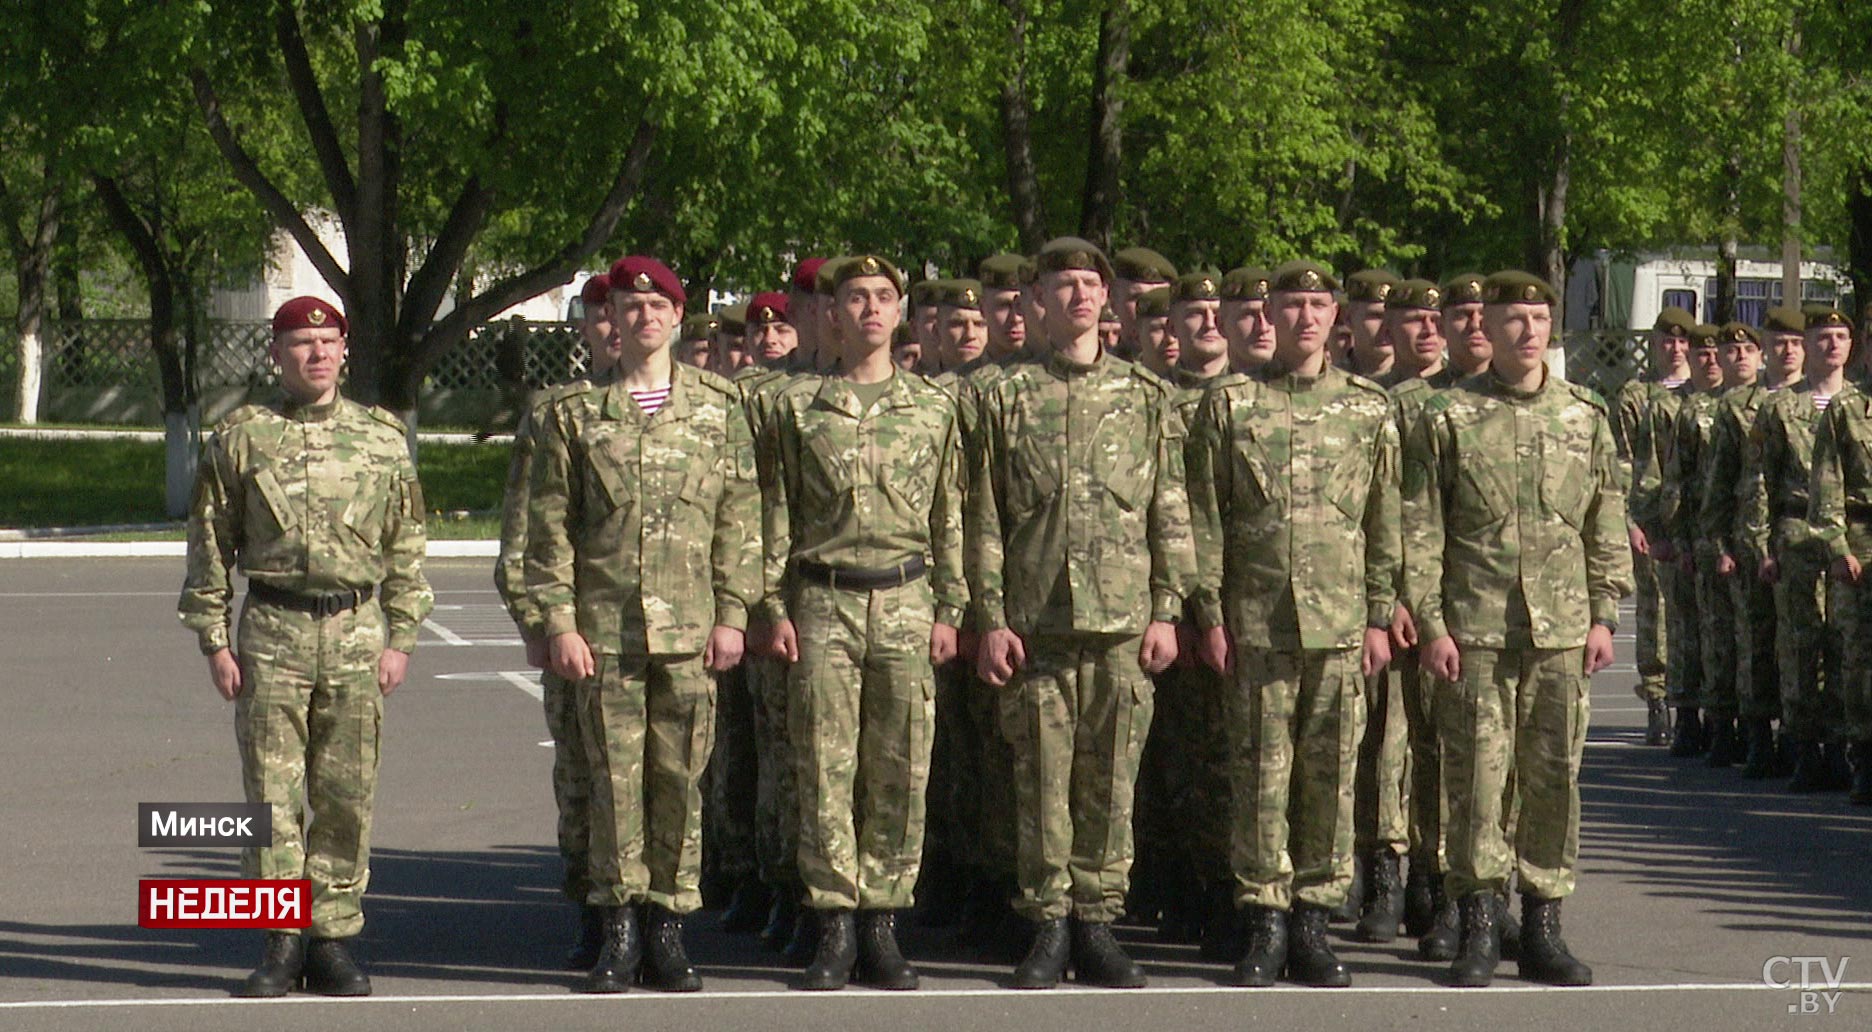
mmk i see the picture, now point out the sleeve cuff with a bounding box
[1366,600,1394,629]
[756,597,789,626]
[1191,596,1225,631]
[1589,597,1621,627]
[1418,613,1450,643]
[713,599,749,632]
[197,628,230,656]
[934,603,966,629]
[1150,589,1183,625]
[974,596,1008,631]
[542,608,579,639]
[387,625,420,653]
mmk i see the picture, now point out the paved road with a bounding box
[1,558,1867,1031]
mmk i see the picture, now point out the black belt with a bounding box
[1848,501,1872,522]
[248,581,374,617]
[794,555,927,592]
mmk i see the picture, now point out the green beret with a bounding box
[832,254,906,294]
[978,253,1032,291]
[1269,260,1340,294]
[1653,306,1695,337]
[719,303,748,335]
[1170,269,1223,303]
[891,322,914,347]
[907,280,943,307]
[937,279,984,310]
[1135,287,1171,318]
[1221,266,1271,301]
[1033,237,1115,283]
[1803,304,1852,330]
[1112,246,1178,283]
[815,256,849,296]
[1719,321,1762,347]
[681,313,719,341]
[1345,269,1401,304]
[1481,271,1556,306]
[1687,323,1722,349]
[1440,273,1486,306]
[1386,278,1443,311]
[1762,306,1805,335]
[1098,303,1120,323]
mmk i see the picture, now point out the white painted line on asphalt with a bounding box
[3,981,1868,1009]
[1,541,498,559]
[422,619,471,646]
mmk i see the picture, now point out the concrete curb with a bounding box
[0,540,500,560]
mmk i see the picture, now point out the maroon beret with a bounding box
[271,296,347,336]
[578,272,611,306]
[791,258,827,293]
[607,256,686,306]
[747,292,791,326]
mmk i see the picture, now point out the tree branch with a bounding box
[398,176,495,339]
[273,0,358,224]
[0,174,28,257]
[190,69,352,305]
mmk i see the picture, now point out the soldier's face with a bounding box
[1098,321,1121,352]
[271,326,346,405]
[1653,331,1690,371]
[1481,302,1551,378]
[789,291,819,348]
[1039,270,1109,340]
[939,306,988,367]
[1808,326,1853,373]
[1174,299,1226,363]
[1688,345,1723,387]
[1721,340,1760,384]
[1443,303,1490,373]
[683,340,712,369]
[1141,316,1175,372]
[609,291,681,357]
[754,321,798,364]
[835,276,903,353]
[1391,309,1445,372]
[916,303,941,349]
[579,304,613,354]
[1347,300,1390,363]
[1223,299,1276,370]
[1769,332,1805,381]
[985,289,1026,353]
[1115,277,1166,333]
[894,341,922,371]
[1270,290,1337,365]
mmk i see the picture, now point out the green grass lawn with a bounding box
[1,437,513,532]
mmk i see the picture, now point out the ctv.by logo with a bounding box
[1763,956,1850,1015]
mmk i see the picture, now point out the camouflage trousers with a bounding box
[1693,553,1740,716]
[1398,650,1445,870]
[704,664,760,887]
[542,670,593,903]
[748,653,801,894]
[1732,555,1781,722]
[1631,551,1667,702]
[1774,545,1845,743]
[1001,633,1153,922]
[1354,665,1410,858]
[580,652,715,912]
[790,579,936,911]
[1134,657,1232,894]
[932,659,1019,880]
[1228,646,1364,911]
[1441,646,1586,900]
[923,658,971,887]
[1838,553,1872,742]
[1663,561,1702,708]
[235,597,386,939]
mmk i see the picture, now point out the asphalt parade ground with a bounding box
[2,558,1868,1031]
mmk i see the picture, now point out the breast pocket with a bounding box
[1327,450,1373,525]
[1450,428,1512,531]
[1539,427,1595,528]
[341,474,389,549]
[1232,438,1283,516]
[882,419,942,516]
[1006,434,1064,519]
[245,467,299,541]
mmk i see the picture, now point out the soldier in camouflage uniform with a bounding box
[1185,260,1400,988]
[1219,266,1276,374]
[760,254,965,991]
[968,236,1196,989]
[1746,308,1857,791]
[1616,309,1694,744]
[1706,308,1805,776]
[180,296,433,998]
[1111,247,1178,362]
[494,272,617,969]
[1660,325,1729,757]
[981,254,1033,364]
[1432,275,1493,389]
[1807,335,1872,804]
[1340,270,1401,381]
[1133,286,1176,379]
[527,257,760,994]
[1402,271,1631,988]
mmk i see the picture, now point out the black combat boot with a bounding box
[235,931,305,997]
[1446,892,1500,987]
[1070,917,1146,988]
[578,904,643,994]
[302,937,370,996]
[1517,895,1592,985]
[1851,741,1872,805]
[1704,715,1740,767]
[1741,719,1777,779]
[640,903,702,992]
[1644,698,1670,746]
[1497,892,1521,961]
[1355,849,1404,943]
[855,910,918,990]
[1228,905,1287,987]
[782,907,819,967]
[1402,855,1436,938]
[794,910,857,991]
[1010,917,1070,989]
[1787,739,1829,792]
[1670,706,1705,757]
[719,878,772,935]
[1330,855,1364,923]
[1199,880,1243,963]
[1417,880,1459,962]
[1285,903,1350,987]
[760,891,798,951]
[566,903,604,970]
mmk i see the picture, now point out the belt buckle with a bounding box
[827,567,846,591]
[315,592,344,618]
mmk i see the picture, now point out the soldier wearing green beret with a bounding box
[1220,267,1276,373]
[1402,270,1629,988]
[892,321,924,373]
[680,313,719,370]
[932,280,989,375]
[1653,324,1726,755]
[1341,270,1402,379]
[1433,274,1492,389]
[1134,286,1175,378]
[980,254,1034,364]
[910,280,954,372]
[1098,304,1122,354]
[1112,246,1178,362]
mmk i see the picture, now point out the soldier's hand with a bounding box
[704,625,746,672]
[769,620,800,664]
[930,622,959,666]
[1628,525,1649,558]
[377,649,411,696]
[549,632,597,681]
[1138,621,1179,675]
[1759,556,1780,584]
[1390,604,1418,650]
[207,648,243,701]
[1834,555,1864,584]
[978,628,1026,686]
[1584,624,1615,675]
[1361,627,1393,678]
[1198,625,1233,675]
[1423,635,1462,683]
[523,635,549,670]
[1717,552,1737,577]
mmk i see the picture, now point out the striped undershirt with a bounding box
[1814,392,1833,412]
[630,385,672,416]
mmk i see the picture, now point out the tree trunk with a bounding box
[1850,168,1872,315]
[1078,0,1129,249]
[1715,228,1739,324]
[998,0,1046,252]
[11,189,58,424]
[1782,18,1803,311]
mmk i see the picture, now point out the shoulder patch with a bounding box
[1421,391,1455,416]
[689,367,741,398]
[1344,371,1389,398]
[214,404,267,432]
[364,405,409,434]
[1128,362,1168,389]
[1561,381,1608,412]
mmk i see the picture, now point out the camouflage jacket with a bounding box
[179,395,433,655]
[1616,378,1685,533]
[526,364,760,655]
[1741,381,1831,559]
[1402,371,1631,649]
[1664,388,1726,553]
[1187,362,1401,650]
[967,348,1196,636]
[1697,382,1777,562]
[1808,383,1872,562]
[759,370,967,627]
[494,380,593,638]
